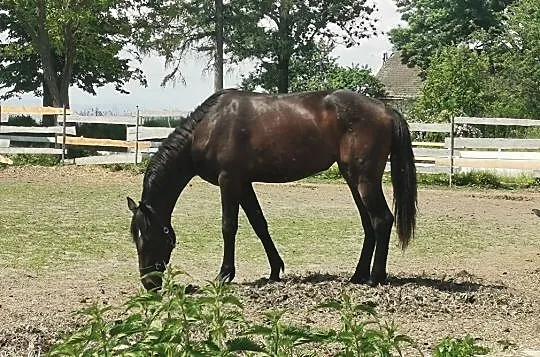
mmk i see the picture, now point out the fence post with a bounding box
[449,116,455,186]
[135,106,140,165]
[61,105,67,165]
[0,104,2,134]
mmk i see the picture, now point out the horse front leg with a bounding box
[240,183,284,281]
[217,172,241,283]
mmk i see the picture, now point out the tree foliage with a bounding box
[388,0,515,69]
[132,0,216,87]
[411,0,540,123]
[0,0,145,108]
[241,41,336,93]
[228,0,378,93]
[134,0,379,93]
[486,0,540,119]
[295,65,386,97]
[411,45,490,122]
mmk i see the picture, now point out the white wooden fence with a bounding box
[1,104,539,180]
[0,105,185,165]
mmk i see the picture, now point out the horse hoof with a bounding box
[268,274,281,282]
[349,275,369,284]
[367,274,387,287]
[216,269,235,283]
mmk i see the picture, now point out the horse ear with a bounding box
[127,197,138,214]
[138,202,153,218]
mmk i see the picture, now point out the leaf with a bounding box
[243,325,273,336]
[226,337,266,352]
[315,299,343,310]
[222,294,244,308]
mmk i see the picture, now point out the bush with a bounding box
[6,115,39,126]
[143,117,184,128]
[10,154,61,166]
[434,335,489,357]
[452,171,501,189]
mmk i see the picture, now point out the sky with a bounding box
[1,0,404,114]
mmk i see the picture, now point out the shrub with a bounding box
[6,115,39,126]
[10,154,61,166]
[433,335,489,357]
[453,171,501,189]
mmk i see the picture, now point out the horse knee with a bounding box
[371,211,393,240]
[222,218,238,237]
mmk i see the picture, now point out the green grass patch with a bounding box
[0,181,135,271]
[307,165,540,190]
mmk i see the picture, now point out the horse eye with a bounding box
[163,226,170,235]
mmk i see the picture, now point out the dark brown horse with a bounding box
[127,88,417,290]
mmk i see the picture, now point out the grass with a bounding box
[1,167,538,279]
[1,167,538,355]
[307,164,540,189]
[0,181,134,271]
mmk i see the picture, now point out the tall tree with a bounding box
[0,0,145,113]
[228,0,378,93]
[241,41,337,93]
[487,0,540,119]
[409,0,540,122]
[134,0,378,94]
[132,0,216,87]
[411,45,491,123]
[242,41,386,96]
[214,0,224,91]
[388,0,515,69]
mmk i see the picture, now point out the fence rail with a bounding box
[1,104,539,180]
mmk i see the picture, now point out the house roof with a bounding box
[376,51,423,99]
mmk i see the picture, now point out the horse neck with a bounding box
[141,144,194,220]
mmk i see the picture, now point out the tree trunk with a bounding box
[35,0,62,110]
[42,80,55,126]
[214,0,224,92]
[277,57,290,94]
[35,1,76,125]
[60,22,76,110]
[277,0,290,93]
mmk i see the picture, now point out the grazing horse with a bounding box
[127,88,417,290]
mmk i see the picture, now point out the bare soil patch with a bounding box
[0,166,539,356]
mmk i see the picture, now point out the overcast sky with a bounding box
[2,0,404,113]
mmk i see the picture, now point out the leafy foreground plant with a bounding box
[48,268,260,356]
[433,335,489,357]
[316,293,420,356]
[47,266,486,356]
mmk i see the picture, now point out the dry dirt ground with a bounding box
[0,166,539,356]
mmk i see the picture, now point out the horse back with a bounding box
[191,89,392,183]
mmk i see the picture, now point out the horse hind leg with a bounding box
[357,179,394,286]
[338,163,376,284]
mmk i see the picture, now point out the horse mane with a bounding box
[142,89,235,196]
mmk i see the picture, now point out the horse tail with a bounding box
[389,107,417,249]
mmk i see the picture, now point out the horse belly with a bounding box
[248,141,335,182]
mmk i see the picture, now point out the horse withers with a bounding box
[127,88,417,290]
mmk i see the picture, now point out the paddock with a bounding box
[0,166,538,356]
